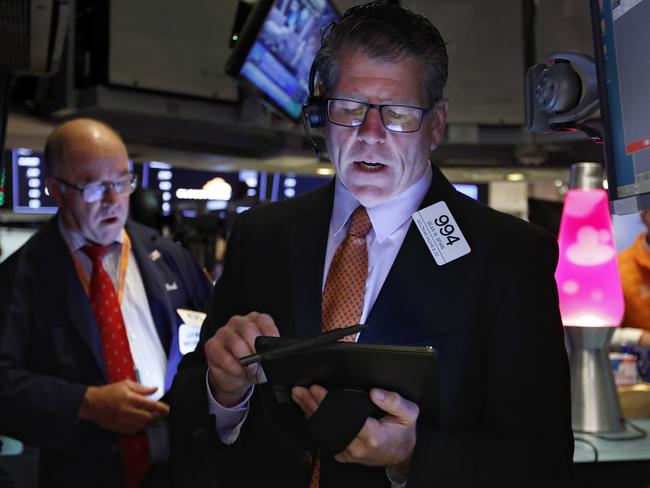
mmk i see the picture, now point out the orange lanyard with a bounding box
[72,230,131,303]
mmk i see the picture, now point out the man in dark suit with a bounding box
[168,3,573,487]
[0,118,212,487]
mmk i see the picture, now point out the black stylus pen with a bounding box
[238,324,367,367]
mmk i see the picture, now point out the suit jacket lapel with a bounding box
[127,223,175,354]
[288,182,335,337]
[362,165,457,345]
[46,218,108,379]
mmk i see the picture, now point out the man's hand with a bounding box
[291,385,419,473]
[204,311,279,407]
[79,380,169,435]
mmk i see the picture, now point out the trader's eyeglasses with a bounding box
[56,174,137,203]
[326,98,432,133]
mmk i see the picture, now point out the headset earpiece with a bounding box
[305,95,326,128]
[301,59,326,154]
[304,58,327,128]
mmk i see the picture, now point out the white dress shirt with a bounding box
[58,219,169,461]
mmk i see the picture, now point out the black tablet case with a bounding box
[255,337,440,425]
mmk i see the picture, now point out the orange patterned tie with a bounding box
[310,206,373,488]
[82,244,150,488]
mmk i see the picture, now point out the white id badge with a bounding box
[176,309,206,355]
[413,201,471,265]
[178,324,201,355]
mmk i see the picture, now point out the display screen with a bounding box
[142,162,266,215]
[271,172,330,201]
[228,0,338,121]
[453,184,479,201]
[12,148,58,214]
[453,183,489,203]
[11,150,137,215]
[271,178,487,203]
[592,0,650,214]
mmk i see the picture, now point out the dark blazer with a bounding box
[0,218,212,488]
[168,165,573,488]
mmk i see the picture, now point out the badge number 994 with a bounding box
[413,201,471,266]
[431,214,460,246]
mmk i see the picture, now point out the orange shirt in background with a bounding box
[618,233,650,333]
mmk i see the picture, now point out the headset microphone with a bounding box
[301,106,320,155]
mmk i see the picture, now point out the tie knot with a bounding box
[81,244,110,262]
[347,206,372,238]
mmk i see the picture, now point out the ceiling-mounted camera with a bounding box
[525,51,600,140]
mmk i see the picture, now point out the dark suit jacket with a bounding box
[168,165,573,488]
[0,218,212,488]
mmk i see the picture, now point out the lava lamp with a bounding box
[556,162,625,433]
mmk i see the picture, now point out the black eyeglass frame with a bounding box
[55,173,138,203]
[325,98,433,133]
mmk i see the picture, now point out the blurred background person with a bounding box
[615,209,650,347]
[0,118,212,488]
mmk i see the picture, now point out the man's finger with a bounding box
[291,386,321,418]
[370,389,419,423]
[218,342,252,376]
[214,328,256,377]
[309,384,327,403]
[130,397,169,416]
[128,382,159,396]
[234,324,268,356]
[252,312,280,337]
[149,400,170,415]
[233,313,279,353]
[128,394,169,415]
[243,363,264,384]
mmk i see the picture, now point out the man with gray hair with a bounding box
[169,3,573,487]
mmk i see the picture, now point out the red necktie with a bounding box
[310,206,373,488]
[82,244,150,488]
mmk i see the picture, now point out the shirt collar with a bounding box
[332,165,432,243]
[57,213,124,253]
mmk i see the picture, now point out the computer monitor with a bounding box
[452,183,488,204]
[271,172,330,201]
[142,162,265,216]
[591,0,650,214]
[270,178,489,204]
[226,0,338,121]
[11,148,57,214]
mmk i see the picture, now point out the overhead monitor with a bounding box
[591,0,650,214]
[226,0,338,121]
